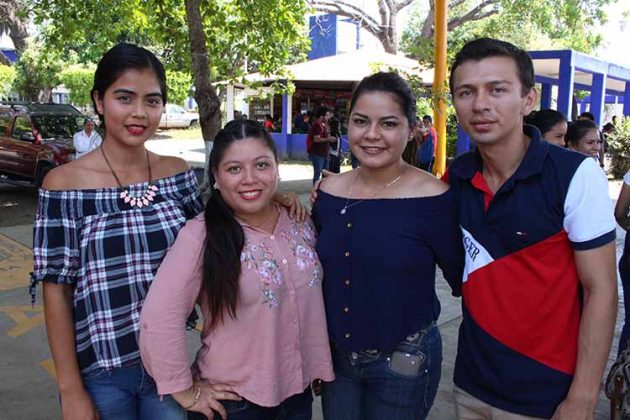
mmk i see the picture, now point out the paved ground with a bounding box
[0,135,623,419]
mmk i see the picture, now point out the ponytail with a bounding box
[202,181,244,329]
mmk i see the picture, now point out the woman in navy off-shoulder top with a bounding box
[312,72,464,420]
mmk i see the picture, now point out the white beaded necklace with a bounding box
[100,146,159,209]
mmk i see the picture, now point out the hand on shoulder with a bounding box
[319,169,355,196]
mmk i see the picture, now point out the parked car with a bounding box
[0,103,85,187]
[159,104,199,129]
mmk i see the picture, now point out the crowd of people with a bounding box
[526,108,619,167]
[30,37,628,420]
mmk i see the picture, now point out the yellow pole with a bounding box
[433,0,448,176]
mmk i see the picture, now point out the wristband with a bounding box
[184,386,201,410]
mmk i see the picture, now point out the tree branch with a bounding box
[421,0,435,38]
[448,0,468,9]
[447,0,500,30]
[393,0,415,13]
[308,0,382,34]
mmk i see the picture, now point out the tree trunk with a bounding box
[183,0,221,145]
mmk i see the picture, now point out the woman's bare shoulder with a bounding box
[42,161,93,190]
[400,166,449,197]
[151,154,190,179]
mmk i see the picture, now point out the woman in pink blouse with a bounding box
[139,119,333,420]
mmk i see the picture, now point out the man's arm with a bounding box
[552,241,617,420]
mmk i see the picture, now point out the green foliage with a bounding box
[402,0,612,67]
[12,42,63,101]
[607,117,630,179]
[30,0,310,85]
[0,65,16,99]
[59,65,95,106]
[166,70,192,106]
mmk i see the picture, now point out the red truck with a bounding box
[0,103,85,187]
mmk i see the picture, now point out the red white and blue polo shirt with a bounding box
[447,126,616,418]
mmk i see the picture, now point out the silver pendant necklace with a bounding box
[340,168,404,215]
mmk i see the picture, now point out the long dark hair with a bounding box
[203,119,278,328]
[565,119,598,148]
[91,43,167,131]
[526,109,567,136]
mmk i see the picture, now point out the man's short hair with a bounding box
[422,115,433,123]
[578,112,595,122]
[449,38,535,97]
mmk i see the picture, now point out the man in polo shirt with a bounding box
[447,38,617,419]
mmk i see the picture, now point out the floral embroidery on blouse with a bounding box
[240,220,322,308]
[241,241,281,307]
[281,221,321,287]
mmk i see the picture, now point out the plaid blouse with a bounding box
[31,169,203,373]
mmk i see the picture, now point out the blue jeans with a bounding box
[81,363,185,420]
[187,387,312,420]
[322,323,442,420]
[619,233,630,357]
[308,154,329,185]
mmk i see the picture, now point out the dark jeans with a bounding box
[322,323,441,420]
[308,154,329,185]
[619,233,630,357]
[81,363,185,420]
[187,387,312,420]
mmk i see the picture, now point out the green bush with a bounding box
[607,116,630,179]
[60,65,95,107]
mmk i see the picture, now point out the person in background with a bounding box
[293,111,304,133]
[307,106,337,184]
[565,119,602,161]
[328,112,342,173]
[312,71,463,419]
[73,118,102,159]
[525,109,568,147]
[417,115,437,172]
[615,169,630,357]
[578,111,595,122]
[577,111,606,167]
[140,119,333,420]
[263,114,275,132]
[298,112,311,134]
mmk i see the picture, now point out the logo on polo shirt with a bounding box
[461,227,494,283]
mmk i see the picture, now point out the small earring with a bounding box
[213,182,219,190]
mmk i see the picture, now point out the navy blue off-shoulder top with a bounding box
[312,188,464,352]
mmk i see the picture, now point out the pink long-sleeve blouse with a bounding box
[139,207,334,407]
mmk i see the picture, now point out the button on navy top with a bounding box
[312,188,464,351]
